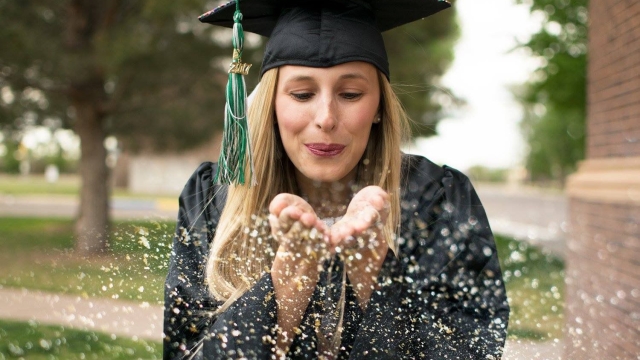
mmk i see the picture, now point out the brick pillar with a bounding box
[564,0,640,358]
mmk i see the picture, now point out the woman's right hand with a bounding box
[268,193,327,357]
[269,193,328,259]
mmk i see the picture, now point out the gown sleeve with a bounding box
[350,156,510,359]
[163,162,280,360]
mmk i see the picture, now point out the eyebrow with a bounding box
[284,72,369,84]
[338,73,368,81]
[287,75,314,82]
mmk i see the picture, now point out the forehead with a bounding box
[277,62,379,84]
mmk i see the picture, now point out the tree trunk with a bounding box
[66,0,111,254]
[73,96,110,254]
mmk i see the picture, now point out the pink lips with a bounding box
[305,143,345,157]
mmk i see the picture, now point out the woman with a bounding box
[164,1,509,359]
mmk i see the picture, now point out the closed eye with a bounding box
[341,92,363,100]
[290,92,314,101]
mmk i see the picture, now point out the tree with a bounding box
[384,4,460,137]
[0,1,459,253]
[0,1,262,254]
[515,0,588,182]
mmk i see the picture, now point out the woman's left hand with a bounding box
[328,186,390,309]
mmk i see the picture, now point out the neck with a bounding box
[295,169,357,219]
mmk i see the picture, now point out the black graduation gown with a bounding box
[163,154,510,360]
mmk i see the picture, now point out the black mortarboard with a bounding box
[199,0,451,79]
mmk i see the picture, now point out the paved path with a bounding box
[504,338,563,360]
[476,184,567,256]
[0,287,163,342]
[0,194,177,220]
[1,287,563,359]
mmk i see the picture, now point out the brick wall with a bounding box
[565,0,640,358]
[565,200,640,358]
[586,0,640,158]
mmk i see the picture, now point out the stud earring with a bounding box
[373,115,381,124]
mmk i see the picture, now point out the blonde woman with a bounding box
[164,1,509,359]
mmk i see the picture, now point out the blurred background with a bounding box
[1,0,638,359]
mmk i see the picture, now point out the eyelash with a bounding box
[289,92,363,101]
[341,92,363,100]
[291,92,313,101]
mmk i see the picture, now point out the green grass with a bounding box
[0,175,80,196]
[0,217,564,342]
[0,174,174,200]
[0,218,174,304]
[0,217,74,250]
[495,234,565,342]
[0,319,161,359]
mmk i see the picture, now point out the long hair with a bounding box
[206,67,410,312]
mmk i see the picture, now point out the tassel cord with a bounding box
[215,6,254,186]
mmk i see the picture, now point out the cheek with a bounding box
[343,103,378,140]
[277,115,306,135]
[275,100,307,145]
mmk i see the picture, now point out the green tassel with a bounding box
[215,3,255,186]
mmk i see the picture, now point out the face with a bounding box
[275,62,380,187]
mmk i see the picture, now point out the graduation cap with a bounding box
[200,0,451,186]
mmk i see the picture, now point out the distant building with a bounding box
[123,134,221,195]
[565,0,640,358]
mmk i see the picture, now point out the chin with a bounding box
[300,166,353,184]
[305,173,343,183]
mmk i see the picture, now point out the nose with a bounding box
[314,96,337,132]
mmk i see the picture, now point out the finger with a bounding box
[270,213,296,249]
[368,194,386,212]
[371,194,390,221]
[313,218,330,240]
[330,222,354,247]
[355,207,380,231]
[268,213,281,234]
[353,186,389,211]
[287,220,303,238]
[269,193,296,217]
[299,212,317,228]
[338,207,379,236]
[300,216,330,245]
[278,206,302,232]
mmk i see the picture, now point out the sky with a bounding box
[404,0,543,171]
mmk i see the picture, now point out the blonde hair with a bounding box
[206,67,410,311]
